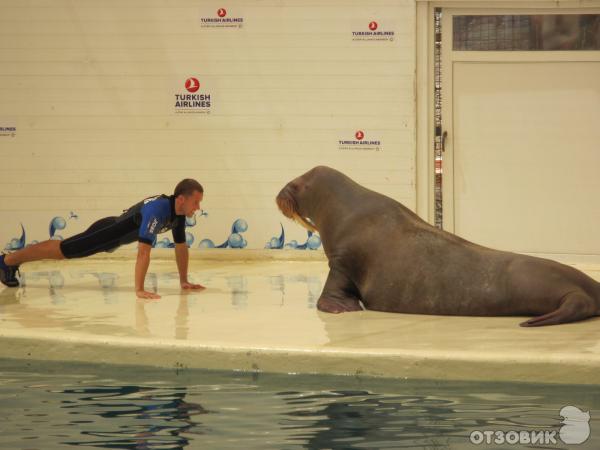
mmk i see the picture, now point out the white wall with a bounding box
[0,0,416,251]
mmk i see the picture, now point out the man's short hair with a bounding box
[174,179,204,197]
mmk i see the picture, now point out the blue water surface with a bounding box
[0,359,598,449]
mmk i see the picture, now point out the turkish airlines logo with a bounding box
[185,78,200,93]
[352,20,393,41]
[175,78,211,112]
[200,7,243,28]
[339,130,381,148]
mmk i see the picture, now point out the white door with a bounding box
[442,10,600,263]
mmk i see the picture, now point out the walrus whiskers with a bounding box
[275,190,297,219]
[276,186,318,232]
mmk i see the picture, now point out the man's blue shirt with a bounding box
[121,194,186,246]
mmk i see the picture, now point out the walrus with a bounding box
[276,166,600,327]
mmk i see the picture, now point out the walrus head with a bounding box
[276,167,327,232]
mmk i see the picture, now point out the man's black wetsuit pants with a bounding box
[59,213,140,259]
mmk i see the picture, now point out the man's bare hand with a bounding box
[180,281,206,290]
[136,290,161,300]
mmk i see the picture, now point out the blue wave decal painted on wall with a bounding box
[199,218,248,249]
[49,216,66,239]
[186,216,197,228]
[265,223,285,249]
[152,233,194,248]
[154,237,174,248]
[300,231,322,250]
[4,223,27,251]
[185,232,195,247]
[17,224,25,249]
[266,225,321,250]
[199,239,216,249]
[49,211,77,241]
[186,209,208,228]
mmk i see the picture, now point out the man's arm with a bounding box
[175,243,189,283]
[175,243,205,290]
[136,242,160,299]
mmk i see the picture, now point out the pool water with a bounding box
[0,359,598,449]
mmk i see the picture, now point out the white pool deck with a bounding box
[1,250,599,385]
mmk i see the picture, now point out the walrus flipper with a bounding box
[317,269,363,314]
[520,291,598,327]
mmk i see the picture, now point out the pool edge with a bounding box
[1,329,598,386]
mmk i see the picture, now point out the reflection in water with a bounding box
[59,385,208,449]
[280,390,463,449]
[175,297,189,340]
[146,273,158,294]
[11,268,324,313]
[135,300,152,338]
[3,269,328,340]
[95,273,119,304]
[305,276,322,309]
[72,271,120,304]
[2,362,598,450]
[292,391,589,449]
[22,270,122,305]
[22,270,66,304]
[0,285,24,306]
[227,275,248,309]
[278,390,559,449]
[49,273,66,305]
[269,275,285,306]
[269,275,323,309]
[135,297,189,340]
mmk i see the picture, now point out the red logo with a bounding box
[355,130,365,140]
[369,21,378,31]
[218,8,227,17]
[185,78,200,93]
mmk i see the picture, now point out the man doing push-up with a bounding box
[0,179,205,299]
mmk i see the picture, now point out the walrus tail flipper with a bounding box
[520,291,597,327]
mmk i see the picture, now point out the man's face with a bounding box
[180,191,203,217]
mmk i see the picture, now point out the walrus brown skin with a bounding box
[276,166,600,327]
